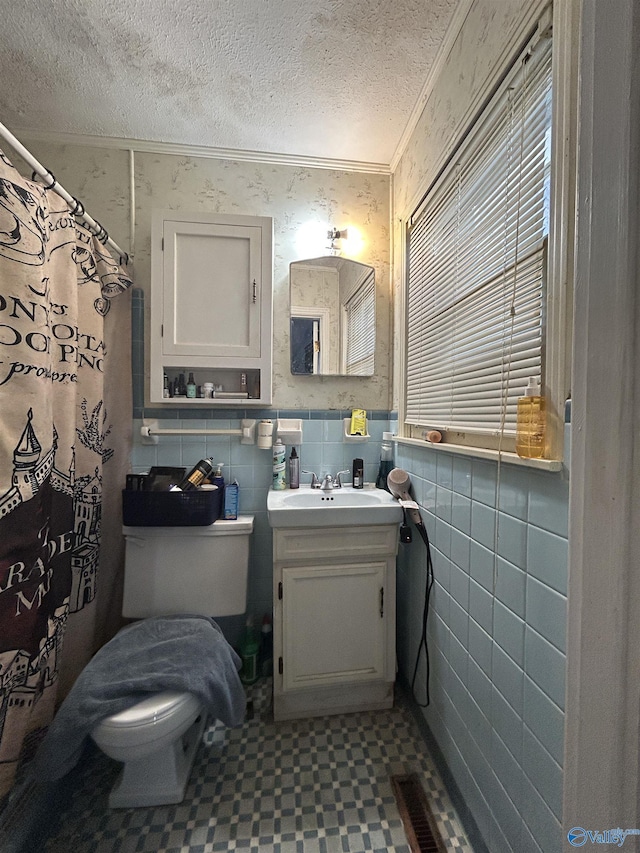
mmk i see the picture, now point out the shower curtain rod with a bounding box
[0,120,129,266]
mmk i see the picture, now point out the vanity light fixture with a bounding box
[326,227,348,255]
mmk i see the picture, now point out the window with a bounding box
[403,24,556,455]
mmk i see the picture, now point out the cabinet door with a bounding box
[281,562,387,692]
[162,219,262,359]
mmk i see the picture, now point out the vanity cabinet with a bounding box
[272,524,398,721]
[149,211,273,405]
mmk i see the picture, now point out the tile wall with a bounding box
[394,443,568,853]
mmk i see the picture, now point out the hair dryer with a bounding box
[387,468,422,526]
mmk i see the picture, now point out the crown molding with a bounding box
[12,129,391,175]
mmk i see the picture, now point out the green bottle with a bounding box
[239,618,260,685]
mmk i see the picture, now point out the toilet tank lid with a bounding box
[123,515,254,537]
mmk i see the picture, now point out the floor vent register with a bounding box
[391,773,448,853]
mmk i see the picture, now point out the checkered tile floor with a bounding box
[43,682,473,852]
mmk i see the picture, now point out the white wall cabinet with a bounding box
[150,211,273,405]
[272,524,398,721]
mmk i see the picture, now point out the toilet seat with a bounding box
[92,691,201,753]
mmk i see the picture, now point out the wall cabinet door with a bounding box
[281,562,387,692]
[161,219,262,360]
[150,211,273,405]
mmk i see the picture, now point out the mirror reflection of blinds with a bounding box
[406,29,552,434]
[345,271,375,375]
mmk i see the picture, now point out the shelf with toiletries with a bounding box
[159,366,266,405]
[149,211,273,406]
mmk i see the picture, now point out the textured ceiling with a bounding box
[0,0,460,166]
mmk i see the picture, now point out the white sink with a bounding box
[267,485,403,528]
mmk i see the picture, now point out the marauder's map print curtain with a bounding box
[0,150,132,799]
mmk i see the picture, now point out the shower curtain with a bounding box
[0,149,132,799]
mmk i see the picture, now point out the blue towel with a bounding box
[32,615,246,781]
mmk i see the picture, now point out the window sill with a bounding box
[393,435,563,472]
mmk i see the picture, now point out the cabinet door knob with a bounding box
[252,278,257,303]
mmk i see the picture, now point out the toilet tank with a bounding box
[121,516,253,618]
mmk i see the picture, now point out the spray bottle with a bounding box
[272,439,286,490]
[288,447,300,489]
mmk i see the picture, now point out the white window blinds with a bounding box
[405,31,552,436]
[344,270,375,375]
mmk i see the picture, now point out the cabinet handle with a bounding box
[252,279,257,304]
[379,586,384,618]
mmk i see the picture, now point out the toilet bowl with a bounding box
[90,516,253,808]
[92,691,205,808]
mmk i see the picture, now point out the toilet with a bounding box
[91,516,253,808]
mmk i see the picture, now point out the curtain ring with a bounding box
[91,219,104,240]
[70,196,85,217]
[30,170,56,189]
[120,252,130,266]
[93,221,109,244]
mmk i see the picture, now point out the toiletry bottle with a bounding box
[163,373,171,398]
[240,372,248,395]
[273,439,286,490]
[211,463,225,518]
[375,432,394,491]
[352,458,364,489]
[177,457,215,491]
[223,479,239,519]
[260,614,273,677]
[174,373,187,398]
[288,447,300,489]
[239,617,260,685]
[186,372,196,398]
[516,377,546,458]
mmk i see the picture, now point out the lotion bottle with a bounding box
[516,377,546,458]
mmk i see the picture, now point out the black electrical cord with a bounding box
[408,514,435,708]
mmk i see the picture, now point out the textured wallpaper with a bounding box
[14,141,391,411]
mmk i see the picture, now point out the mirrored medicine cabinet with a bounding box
[289,257,375,376]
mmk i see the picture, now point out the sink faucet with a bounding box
[320,474,335,491]
[304,470,350,489]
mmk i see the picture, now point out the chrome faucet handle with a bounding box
[334,470,350,488]
[302,470,320,488]
[320,474,334,491]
